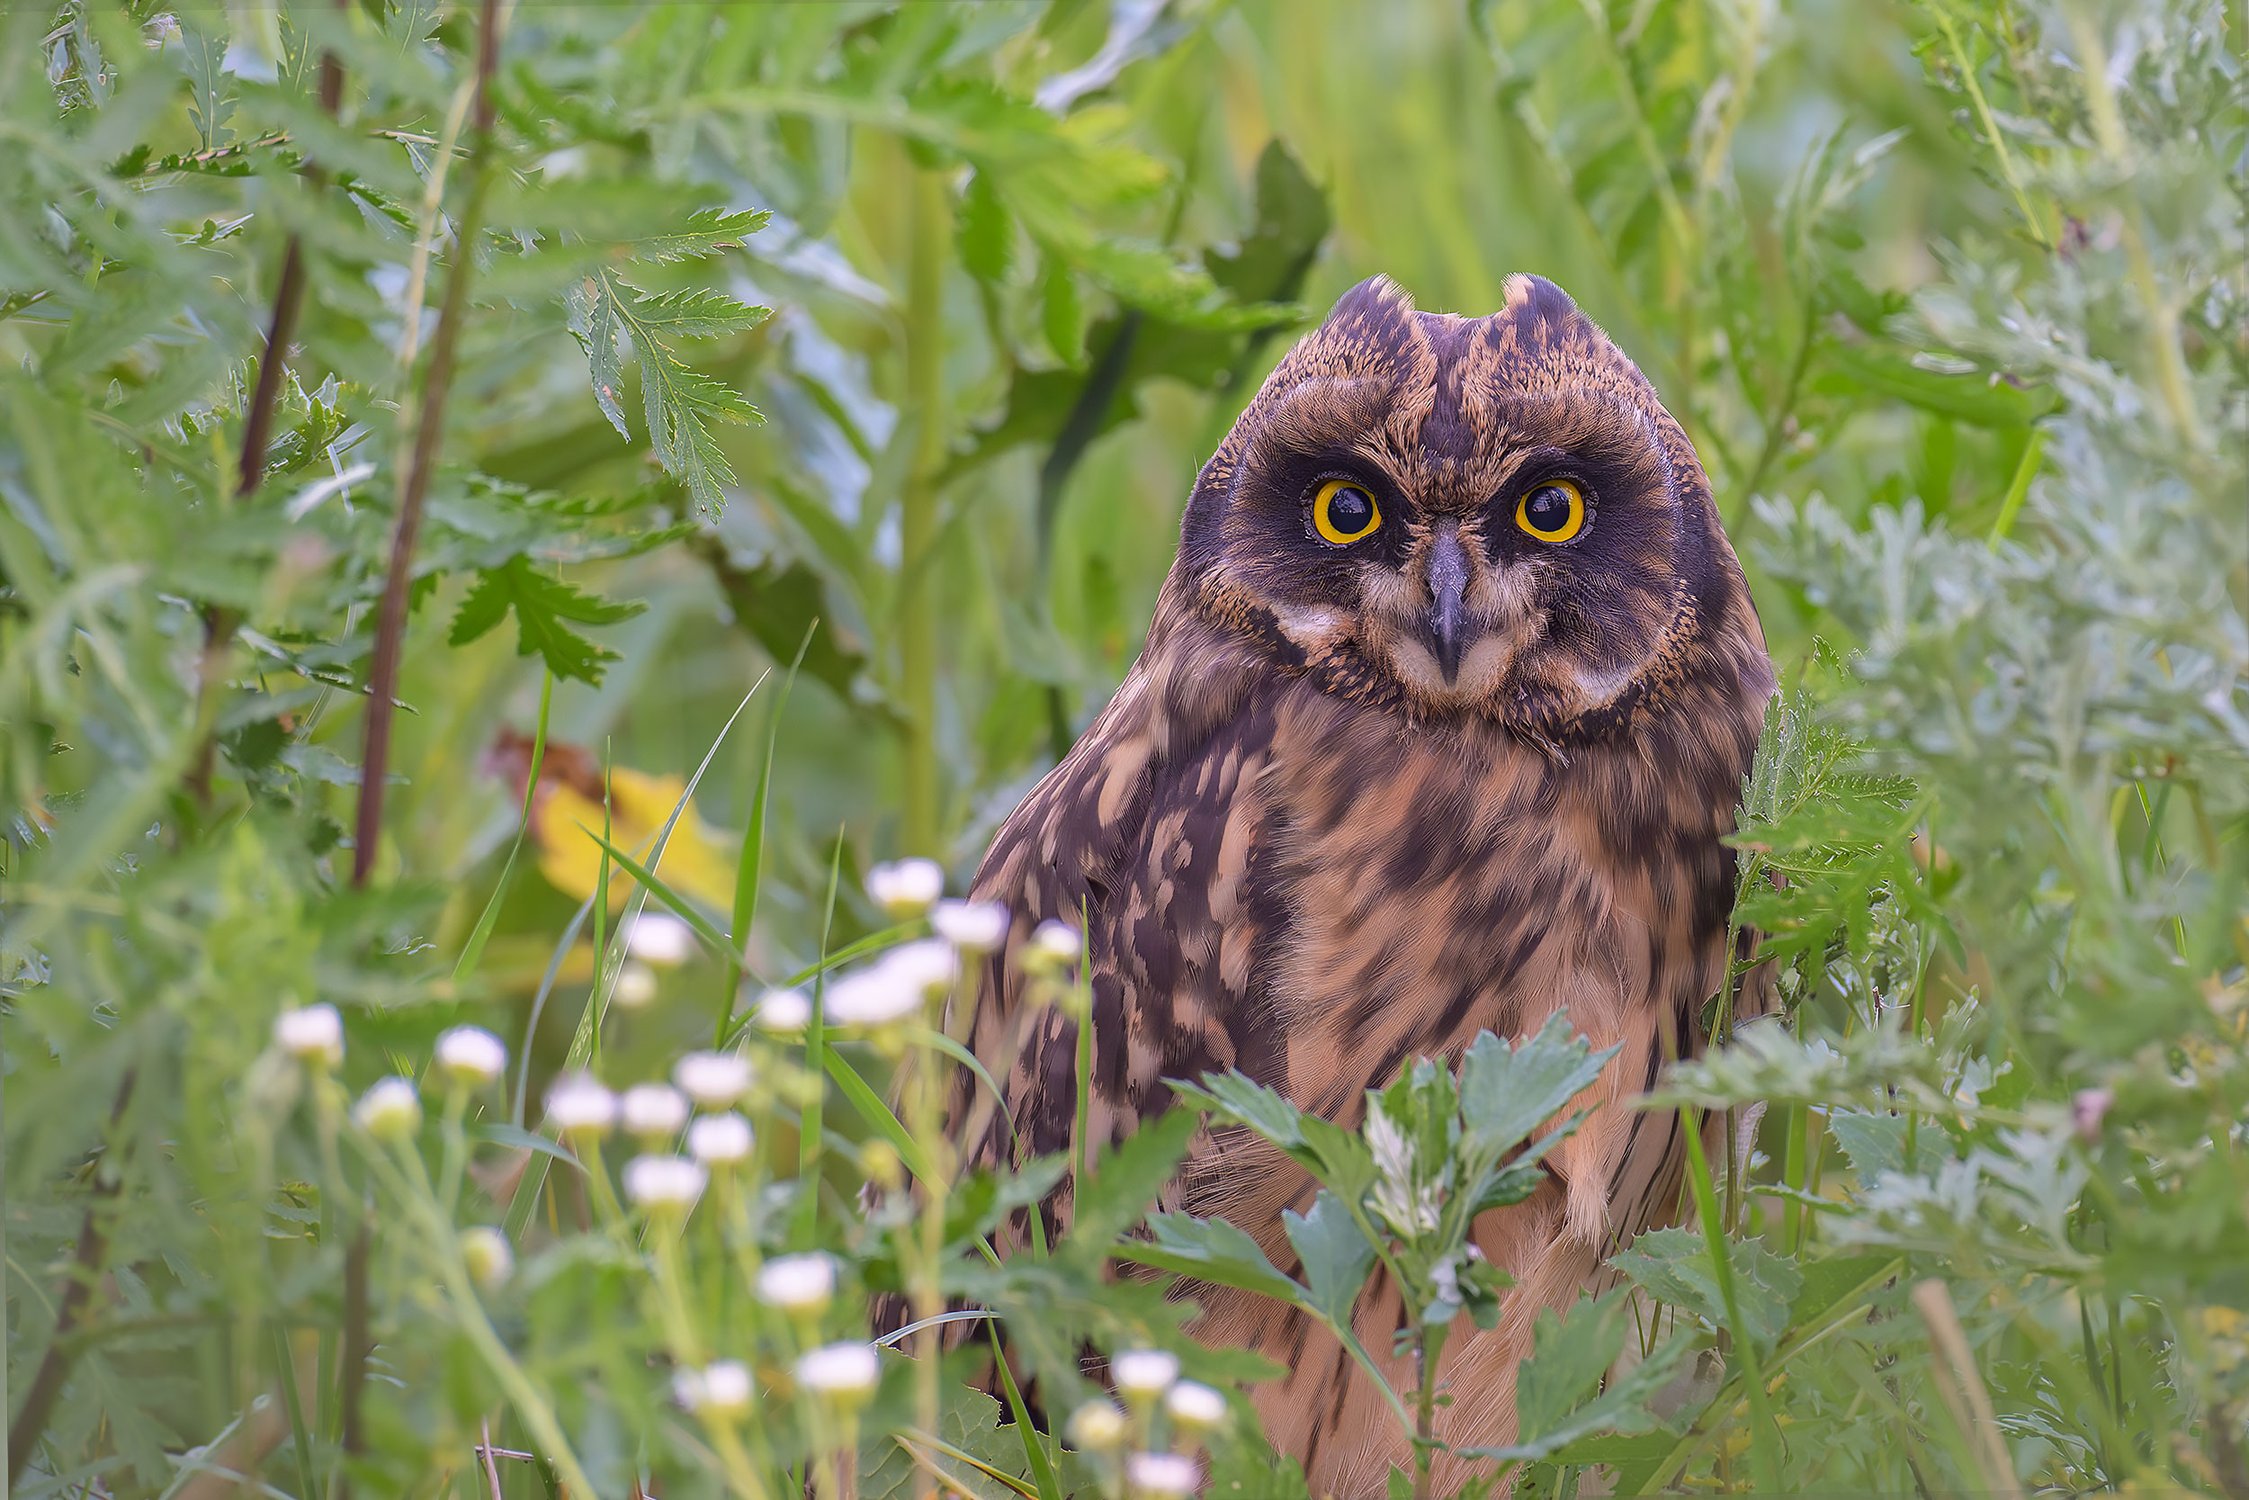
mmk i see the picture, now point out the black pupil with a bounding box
[1526,485,1573,532]
[1329,486,1373,534]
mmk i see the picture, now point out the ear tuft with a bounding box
[1322,274,1415,327]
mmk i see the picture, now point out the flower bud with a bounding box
[354,1077,423,1142]
[1109,1348,1180,1404]
[623,1154,706,1216]
[674,1050,753,1109]
[1126,1452,1199,1499]
[461,1226,513,1292]
[434,1026,507,1089]
[274,1003,344,1069]
[687,1112,754,1167]
[794,1342,880,1408]
[544,1073,617,1143]
[626,912,696,967]
[1165,1379,1226,1432]
[1065,1399,1129,1452]
[675,1359,753,1419]
[613,961,660,1010]
[755,1252,837,1314]
[752,986,812,1033]
[931,899,1008,955]
[619,1082,690,1141]
[866,858,943,919]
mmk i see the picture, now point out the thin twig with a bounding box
[478,1420,506,1500]
[1913,1278,2022,1500]
[351,0,507,888]
[5,1069,137,1486]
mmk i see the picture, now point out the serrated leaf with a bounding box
[1461,1295,1692,1462]
[626,287,774,339]
[628,206,773,264]
[1171,1070,1375,1200]
[447,557,644,685]
[1282,1189,1377,1328]
[1127,1211,1303,1303]
[1065,1107,1196,1252]
[179,19,234,152]
[1459,1014,1618,1157]
[958,168,1014,283]
[1610,1226,1804,1357]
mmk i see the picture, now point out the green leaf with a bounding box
[958,168,1015,284]
[1458,1013,1617,1156]
[1610,1226,1804,1357]
[447,557,645,684]
[1281,1189,1377,1328]
[1461,1295,1692,1461]
[1066,1108,1196,1251]
[1814,343,2057,428]
[1124,1212,1304,1303]
[1171,1070,1375,1201]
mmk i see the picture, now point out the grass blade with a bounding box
[454,668,552,984]
[722,621,817,1043]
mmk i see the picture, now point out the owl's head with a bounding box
[1175,275,1763,741]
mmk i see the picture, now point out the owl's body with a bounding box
[943,276,1769,1491]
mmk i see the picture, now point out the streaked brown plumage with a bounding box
[941,275,1770,1491]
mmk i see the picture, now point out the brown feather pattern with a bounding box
[921,275,1771,1492]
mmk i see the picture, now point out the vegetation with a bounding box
[2,0,2241,1496]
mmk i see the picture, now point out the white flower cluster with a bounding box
[823,938,959,1028]
[1068,1349,1225,1475]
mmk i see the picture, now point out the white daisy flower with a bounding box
[754,1252,836,1313]
[544,1074,617,1142]
[613,960,660,1010]
[354,1077,422,1142]
[619,1082,690,1140]
[865,858,943,919]
[794,1341,880,1405]
[625,912,697,967]
[675,1359,753,1418]
[1165,1379,1227,1431]
[461,1227,512,1292]
[674,1050,753,1108]
[434,1026,507,1088]
[930,898,1008,954]
[1126,1452,1200,1498]
[1028,919,1082,968]
[274,1004,344,1068]
[1109,1348,1180,1402]
[1065,1399,1129,1452]
[752,986,812,1033]
[623,1154,706,1215]
[686,1112,753,1167]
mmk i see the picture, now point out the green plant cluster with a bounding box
[3,1,2243,1497]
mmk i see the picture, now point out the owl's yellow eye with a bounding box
[1515,479,1586,543]
[1312,479,1382,545]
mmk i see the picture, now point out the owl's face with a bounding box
[1177,275,1753,740]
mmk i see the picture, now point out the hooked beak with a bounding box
[1426,527,1469,684]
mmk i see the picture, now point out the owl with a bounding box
[938,275,1772,1491]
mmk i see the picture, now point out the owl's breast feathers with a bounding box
[953,563,1768,1221]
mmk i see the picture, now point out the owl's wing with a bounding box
[944,635,1285,1245]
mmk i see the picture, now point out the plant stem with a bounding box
[5,1068,135,1486]
[352,0,506,888]
[2062,5,2203,450]
[1681,1103,1786,1491]
[897,166,949,857]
